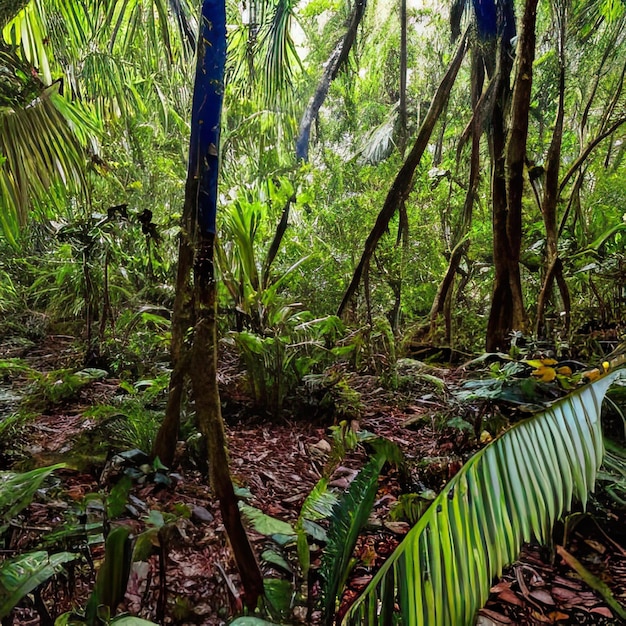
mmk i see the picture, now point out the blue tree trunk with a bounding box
[188,0,227,237]
[186,0,264,608]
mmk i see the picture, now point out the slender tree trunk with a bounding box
[536,4,569,338]
[191,235,263,608]
[337,33,468,317]
[398,0,407,156]
[262,192,296,288]
[296,0,367,161]
[152,191,194,466]
[153,0,263,606]
[430,50,483,334]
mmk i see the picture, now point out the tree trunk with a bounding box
[152,195,194,466]
[295,0,367,161]
[430,50,483,334]
[152,0,263,606]
[337,32,468,317]
[536,4,569,338]
[486,0,537,351]
[398,0,407,156]
[191,235,264,608]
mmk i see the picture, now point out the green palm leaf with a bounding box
[0,463,65,534]
[0,87,89,237]
[342,368,626,626]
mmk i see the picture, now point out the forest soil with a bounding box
[1,335,625,625]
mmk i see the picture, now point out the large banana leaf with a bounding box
[342,368,626,626]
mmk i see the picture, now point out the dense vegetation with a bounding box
[1,0,626,623]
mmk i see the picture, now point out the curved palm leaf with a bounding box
[342,367,626,626]
[0,88,89,241]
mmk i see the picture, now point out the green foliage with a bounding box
[0,463,65,534]
[55,525,158,626]
[320,451,389,625]
[231,314,344,414]
[76,373,169,453]
[342,370,625,625]
[0,551,76,618]
[0,464,71,618]
[23,368,108,410]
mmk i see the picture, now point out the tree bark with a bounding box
[486,0,538,351]
[295,0,367,161]
[536,4,569,338]
[153,0,263,606]
[152,198,194,466]
[191,235,263,609]
[430,49,483,335]
[337,32,468,317]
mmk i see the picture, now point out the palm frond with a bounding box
[0,88,89,236]
[342,369,626,626]
[258,0,299,106]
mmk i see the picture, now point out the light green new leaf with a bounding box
[342,369,625,626]
[239,503,295,537]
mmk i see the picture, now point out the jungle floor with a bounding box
[1,333,626,625]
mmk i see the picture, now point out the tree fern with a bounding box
[342,367,626,626]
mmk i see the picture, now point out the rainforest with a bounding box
[1,0,626,623]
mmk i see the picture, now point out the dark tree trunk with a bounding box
[486,0,538,351]
[295,0,367,161]
[191,235,263,608]
[430,50,483,336]
[536,4,569,338]
[337,33,468,317]
[262,192,296,288]
[152,187,194,466]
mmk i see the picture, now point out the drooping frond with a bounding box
[227,0,300,108]
[342,368,626,626]
[0,88,90,241]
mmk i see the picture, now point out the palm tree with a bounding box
[0,0,195,241]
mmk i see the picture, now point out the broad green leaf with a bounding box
[239,503,295,536]
[342,370,625,625]
[0,551,75,618]
[0,464,65,534]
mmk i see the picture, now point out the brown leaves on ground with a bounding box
[2,337,626,624]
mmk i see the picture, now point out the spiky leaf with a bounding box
[0,550,75,618]
[0,463,65,534]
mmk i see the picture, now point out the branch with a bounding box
[337,32,468,317]
[559,116,626,194]
[295,0,367,161]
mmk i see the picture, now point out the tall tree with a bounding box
[152,0,263,607]
[337,31,468,317]
[296,0,367,161]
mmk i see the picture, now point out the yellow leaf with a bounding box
[531,366,557,382]
[556,366,573,377]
